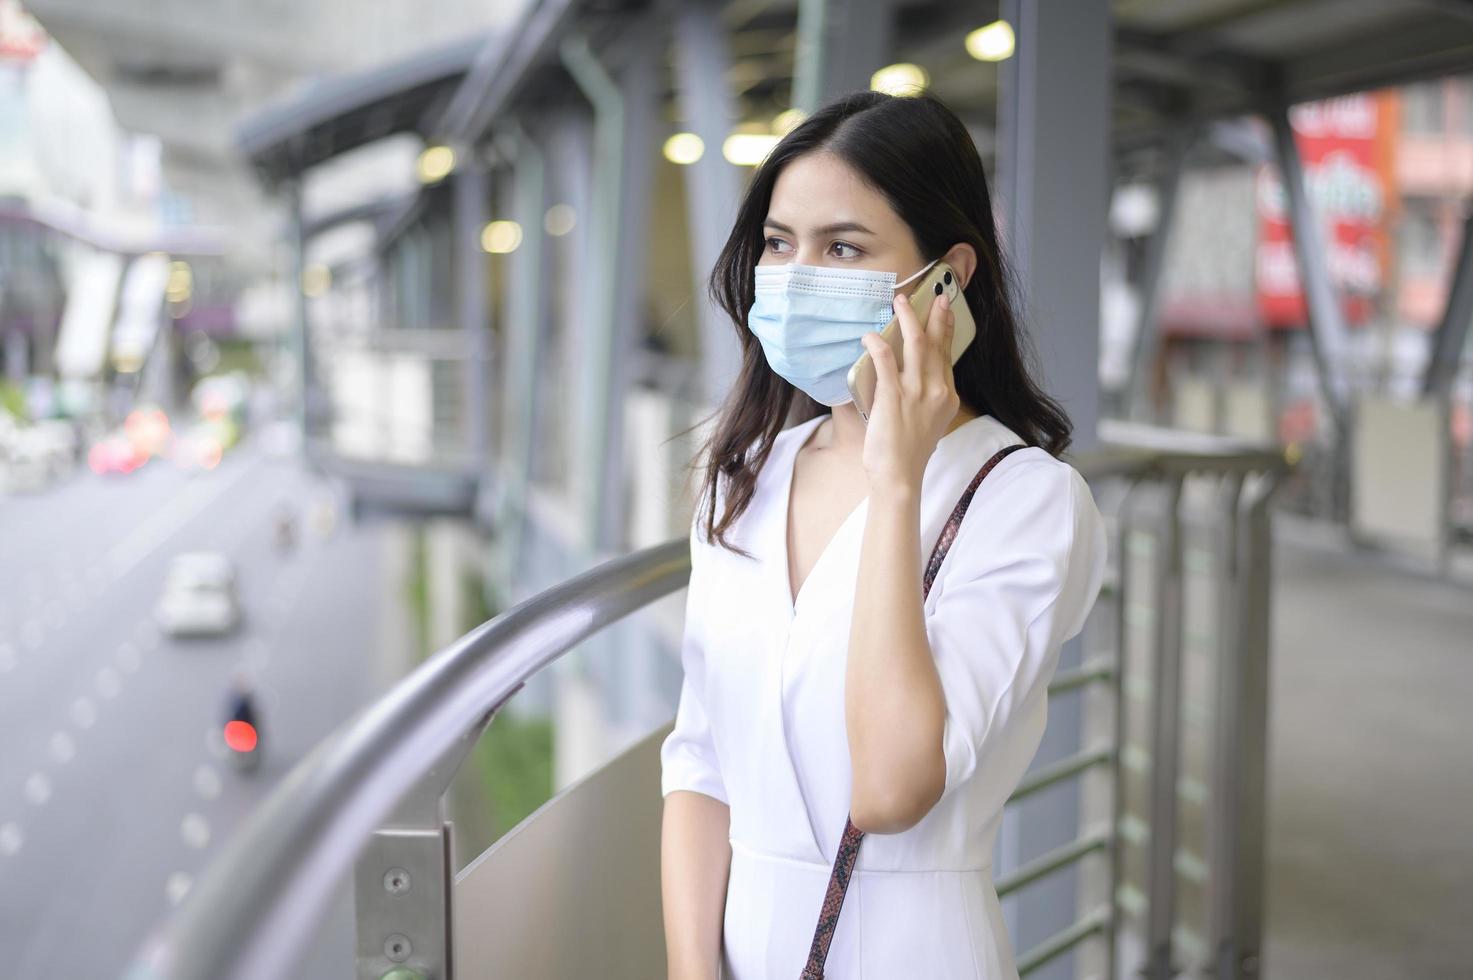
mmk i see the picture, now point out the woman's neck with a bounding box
[815,403,980,457]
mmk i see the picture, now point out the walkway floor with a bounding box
[1264,519,1473,979]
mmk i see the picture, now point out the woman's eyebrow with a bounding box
[763,219,876,236]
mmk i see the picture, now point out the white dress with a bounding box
[661,413,1108,979]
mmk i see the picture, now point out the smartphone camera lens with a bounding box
[933,282,943,296]
[943,271,953,285]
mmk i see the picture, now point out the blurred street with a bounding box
[0,440,395,979]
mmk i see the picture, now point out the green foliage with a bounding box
[474,709,554,840]
[0,381,27,423]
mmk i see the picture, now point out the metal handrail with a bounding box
[124,538,690,980]
[123,425,1288,980]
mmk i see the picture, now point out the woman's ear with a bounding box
[941,243,979,291]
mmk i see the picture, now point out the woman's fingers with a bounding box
[862,331,900,409]
[894,291,924,398]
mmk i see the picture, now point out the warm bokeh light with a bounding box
[663,132,705,165]
[415,144,456,184]
[722,132,779,167]
[544,203,576,236]
[870,62,929,96]
[966,20,1016,62]
[772,108,806,136]
[166,260,192,303]
[301,263,331,297]
[481,219,523,254]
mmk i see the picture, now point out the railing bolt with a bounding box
[383,867,411,895]
[384,933,412,962]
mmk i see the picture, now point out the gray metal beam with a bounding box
[1423,206,1473,399]
[1267,104,1350,426]
[453,166,491,473]
[673,0,744,408]
[435,0,580,145]
[995,6,1111,980]
[1125,124,1194,422]
[791,0,896,113]
[560,24,660,557]
[997,0,1110,451]
[496,122,549,592]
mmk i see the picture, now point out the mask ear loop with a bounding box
[893,257,939,293]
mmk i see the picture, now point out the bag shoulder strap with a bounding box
[799,443,1026,980]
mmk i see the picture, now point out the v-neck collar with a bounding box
[777,415,852,618]
[772,412,1010,620]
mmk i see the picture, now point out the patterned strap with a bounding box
[799,443,1026,979]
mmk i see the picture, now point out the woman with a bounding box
[660,89,1107,979]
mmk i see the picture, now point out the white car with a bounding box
[155,552,242,636]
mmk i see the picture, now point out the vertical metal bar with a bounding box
[792,0,896,113]
[560,25,657,557]
[1423,205,1473,399]
[673,0,744,408]
[1208,473,1246,977]
[289,181,313,448]
[1126,125,1195,424]
[454,164,491,473]
[1267,104,1350,427]
[1217,472,1276,980]
[1105,481,1141,980]
[1144,475,1185,980]
[997,0,1111,451]
[498,122,548,600]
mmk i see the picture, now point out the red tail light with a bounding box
[224,720,258,753]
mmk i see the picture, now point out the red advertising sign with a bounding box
[1255,95,1385,328]
[0,2,46,62]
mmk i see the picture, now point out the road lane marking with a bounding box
[165,872,192,905]
[23,773,50,806]
[49,733,75,764]
[180,813,210,849]
[70,697,96,730]
[0,822,21,857]
[193,766,221,801]
[106,460,255,581]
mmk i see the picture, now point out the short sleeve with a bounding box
[924,454,1108,799]
[659,510,729,805]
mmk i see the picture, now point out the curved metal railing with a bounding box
[123,538,690,980]
[123,424,1287,980]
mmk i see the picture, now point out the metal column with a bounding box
[1423,205,1473,399]
[1125,126,1194,423]
[454,164,491,473]
[674,0,743,408]
[560,25,658,558]
[996,5,1111,978]
[997,0,1110,452]
[1267,105,1351,426]
[792,0,896,113]
[496,123,549,598]
[289,181,313,448]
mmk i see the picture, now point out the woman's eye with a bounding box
[765,237,792,254]
[830,241,861,259]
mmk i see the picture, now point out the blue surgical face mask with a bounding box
[746,258,938,406]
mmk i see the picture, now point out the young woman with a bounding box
[660,90,1108,979]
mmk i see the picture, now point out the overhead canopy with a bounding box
[238,0,1473,182]
[236,32,489,186]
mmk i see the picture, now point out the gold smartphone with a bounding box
[845,259,977,422]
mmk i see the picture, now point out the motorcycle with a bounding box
[222,681,263,775]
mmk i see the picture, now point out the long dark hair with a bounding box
[690,89,1071,556]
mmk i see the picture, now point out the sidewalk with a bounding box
[1263,518,1473,978]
